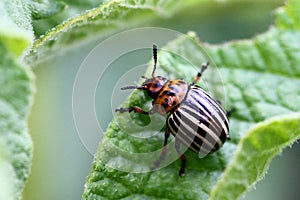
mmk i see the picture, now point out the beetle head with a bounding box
[139,76,167,99]
[121,44,168,99]
[121,76,167,99]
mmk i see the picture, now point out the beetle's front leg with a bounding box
[115,106,149,115]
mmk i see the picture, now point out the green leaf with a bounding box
[0,0,35,199]
[31,0,107,37]
[275,0,300,30]
[0,151,17,200]
[27,0,67,20]
[0,44,35,199]
[26,0,195,63]
[82,0,300,199]
[209,113,300,200]
[0,0,34,57]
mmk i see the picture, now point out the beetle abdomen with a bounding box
[167,85,229,154]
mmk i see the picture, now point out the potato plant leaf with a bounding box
[0,0,36,199]
[0,44,35,199]
[82,0,300,199]
[0,0,34,56]
[27,0,67,20]
[26,0,198,64]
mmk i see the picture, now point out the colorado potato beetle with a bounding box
[116,45,230,176]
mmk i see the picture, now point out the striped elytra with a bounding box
[116,45,230,176]
[167,85,229,155]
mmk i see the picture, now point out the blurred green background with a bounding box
[23,1,300,199]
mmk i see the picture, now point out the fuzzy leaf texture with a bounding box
[0,45,35,199]
[0,0,33,56]
[0,0,37,199]
[26,0,191,64]
[27,0,67,20]
[82,0,300,199]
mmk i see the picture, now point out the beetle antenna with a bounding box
[121,85,145,90]
[200,61,209,74]
[121,85,138,90]
[151,44,157,78]
[191,62,209,86]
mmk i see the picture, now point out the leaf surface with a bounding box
[0,44,35,199]
[0,0,34,56]
[0,0,36,199]
[26,0,198,63]
[82,0,300,199]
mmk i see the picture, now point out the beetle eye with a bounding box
[154,82,160,88]
[141,84,148,89]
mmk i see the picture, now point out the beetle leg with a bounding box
[191,62,209,86]
[115,106,149,115]
[226,107,236,117]
[175,138,187,176]
[214,99,236,118]
[152,127,170,169]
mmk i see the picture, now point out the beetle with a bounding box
[116,45,230,176]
